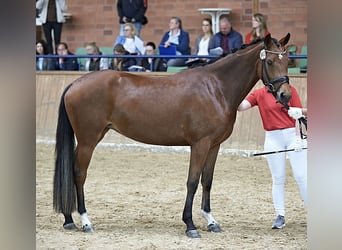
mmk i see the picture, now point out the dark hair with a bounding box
[202,18,213,35]
[36,39,49,55]
[57,42,69,50]
[203,18,212,26]
[113,44,128,54]
[146,41,156,50]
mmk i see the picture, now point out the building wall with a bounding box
[57,0,307,53]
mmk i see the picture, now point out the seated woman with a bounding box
[113,23,145,55]
[109,44,136,71]
[159,16,190,67]
[36,39,55,70]
[84,42,109,71]
[49,42,79,70]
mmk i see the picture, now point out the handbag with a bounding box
[142,16,148,25]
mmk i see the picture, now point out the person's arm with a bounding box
[237,100,252,111]
[36,0,44,9]
[230,31,243,52]
[160,33,168,46]
[134,0,146,21]
[176,31,190,55]
[57,0,67,12]
[193,35,200,55]
[117,0,125,22]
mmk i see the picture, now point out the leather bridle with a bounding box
[259,44,289,107]
[259,44,307,139]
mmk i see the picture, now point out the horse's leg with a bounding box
[200,145,221,233]
[73,142,97,232]
[183,139,211,238]
[63,215,77,230]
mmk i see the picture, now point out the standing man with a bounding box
[208,15,243,56]
[117,0,147,37]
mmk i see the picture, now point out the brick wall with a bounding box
[57,0,307,53]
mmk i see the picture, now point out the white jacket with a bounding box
[36,0,67,24]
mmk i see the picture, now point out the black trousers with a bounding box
[42,21,63,54]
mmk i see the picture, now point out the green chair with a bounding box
[299,45,307,73]
[99,47,113,56]
[75,47,87,71]
[288,67,300,74]
[166,66,188,73]
[287,44,297,68]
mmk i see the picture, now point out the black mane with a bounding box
[187,38,265,69]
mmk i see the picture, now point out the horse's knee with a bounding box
[187,180,199,193]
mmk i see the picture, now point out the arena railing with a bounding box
[36,54,307,72]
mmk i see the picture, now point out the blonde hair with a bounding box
[251,13,268,40]
[85,42,99,54]
[123,23,137,37]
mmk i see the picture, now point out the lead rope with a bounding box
[298,116,307,139]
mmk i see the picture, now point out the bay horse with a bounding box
[53,33,292,238]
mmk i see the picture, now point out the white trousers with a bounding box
[264,127,307,216]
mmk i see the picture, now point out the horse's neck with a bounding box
[209,46,261,110]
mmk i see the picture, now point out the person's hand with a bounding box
[131,18,136,23]
[164,41,170,48]
[288,107,304,120]
[293,137,304,152]
[123,16,127,23]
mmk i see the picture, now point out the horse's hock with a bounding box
[36,71,307,152]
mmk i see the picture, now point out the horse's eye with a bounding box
[267,59,273,66]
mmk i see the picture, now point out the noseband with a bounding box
[259,45,289,107]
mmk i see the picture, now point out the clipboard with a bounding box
[158,45,177,60]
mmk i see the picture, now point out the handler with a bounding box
[238,85,307,229]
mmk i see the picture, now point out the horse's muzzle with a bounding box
[277,82,292,105]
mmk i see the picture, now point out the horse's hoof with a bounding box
[63,223,77,230]
[82,224,95,233]
[207,223,221,233]
[186,229,201,238]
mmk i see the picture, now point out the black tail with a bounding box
[53,84,76,215]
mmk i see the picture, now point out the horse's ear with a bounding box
[279,33,291,47]
[264,33,272,48]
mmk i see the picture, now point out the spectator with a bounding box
[36,39,55,70]
[245,13,270,44]
[36,0,68,54]
[160,16,191,67]
[51,42,79,70]
[238,85,307,229]
[138,42,167,72]
[117,0,147,37]
[84,42,109,71]
[186,18,214,67]
[109,44,136,71]
[194,18,213,57]
[114,23,146,56]
[208,15,243,56]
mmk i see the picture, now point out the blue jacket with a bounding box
[117,0,146,24]
[208,29,243,54]
[50,52,79,71]
[160,30,191,55]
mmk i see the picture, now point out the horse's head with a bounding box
[258,33,292,107]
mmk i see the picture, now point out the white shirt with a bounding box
[198,37,210,56]
[124,38,136,54]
